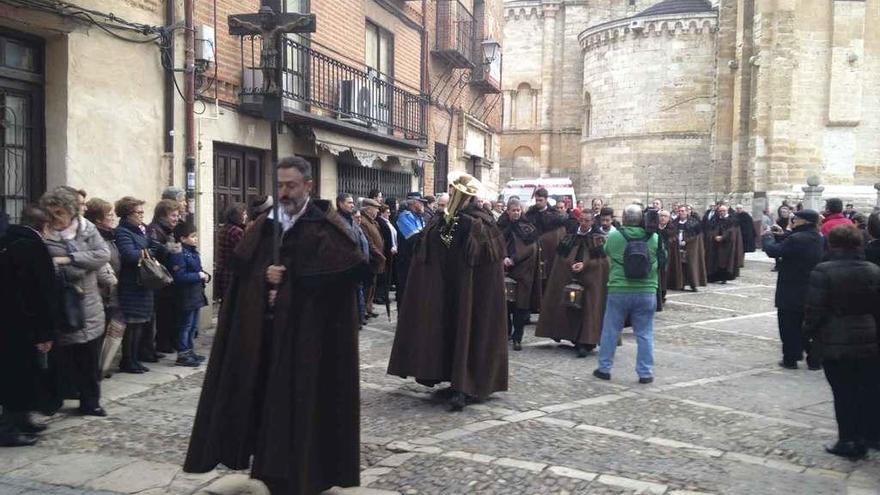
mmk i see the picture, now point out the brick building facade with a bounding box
[0,0,504,303]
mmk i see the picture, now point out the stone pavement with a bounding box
[2,259,880,494]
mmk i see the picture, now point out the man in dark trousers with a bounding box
[762,209,824,370]
[185,157,367,494]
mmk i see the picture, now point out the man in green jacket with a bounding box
[594,205,660,384]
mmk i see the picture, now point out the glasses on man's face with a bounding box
[134,210,145,215]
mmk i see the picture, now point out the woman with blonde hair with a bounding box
[41,188,111,416]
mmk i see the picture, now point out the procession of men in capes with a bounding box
[183,156,748,494]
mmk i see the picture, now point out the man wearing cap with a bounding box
[359,198,386,318]
[763,209,825,370]
[395,193,427,303]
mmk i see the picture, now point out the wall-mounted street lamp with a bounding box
[481,38,501,66]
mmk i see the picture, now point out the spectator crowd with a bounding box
[1,178,879,467]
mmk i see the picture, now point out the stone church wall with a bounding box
[579,15,717,209]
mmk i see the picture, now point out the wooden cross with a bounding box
[229,6,316,100]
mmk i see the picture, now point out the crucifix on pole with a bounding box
[228,5,316,264]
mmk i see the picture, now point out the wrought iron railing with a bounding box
[434,0,476,68]
[239,36,428,143]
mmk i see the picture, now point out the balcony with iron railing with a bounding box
[239,37,428,147]
[433,0,477,69]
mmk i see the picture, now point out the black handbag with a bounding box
[138,249,173,289]
[59,271,86,334]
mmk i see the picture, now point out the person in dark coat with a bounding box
[667,205,708,292]
[497,199,540,351]
[214,203,247,302]
[185,157,367,495]
[146,199,182,358]
[734,205,756,253]
[114,197,155,374]
[525,188,568,305]
[375,204,398,305]
[0,206,60,446]
[762,209,825,369]
[802,224,880,460]
[865,211,880,267]
[536,209,609,357]
[705,205,744,283]
[388,174,508,411]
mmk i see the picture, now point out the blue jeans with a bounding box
[597,292,657,378]
[177,309,199,353]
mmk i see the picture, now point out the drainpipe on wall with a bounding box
[184,0,197,217]
[164,0,175,159]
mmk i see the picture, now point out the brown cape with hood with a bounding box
[667,218,708,290]
[705,215,744,282]
[497,214,541,310]
[536,229,609,345]
[184,200,366,495]
[387,203,508,399]
[524,206,568,309]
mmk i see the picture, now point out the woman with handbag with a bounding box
[84,198,125,379]
[114,197,155,374]
[41,189,111,417]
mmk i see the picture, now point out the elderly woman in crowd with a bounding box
[214,203,248,301]
[115,197,154,374]
[0,206,60,446]
[84,198,123,378]
[146,199,182,357]
[162,186,188,223]
[802,225,880,460]
[41,188,111,417]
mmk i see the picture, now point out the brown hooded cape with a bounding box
[387,204,508,399]
[667,218,708,290]
[497,214,541,310]
[536,230,609,345]
[524,206,568,306]
[184,200,366,495]
[705,215,744,282]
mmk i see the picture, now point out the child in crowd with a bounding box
[167,222,209,367]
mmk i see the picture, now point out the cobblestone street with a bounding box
[2,257,879,495]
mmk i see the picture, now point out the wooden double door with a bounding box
[213,145,266,226]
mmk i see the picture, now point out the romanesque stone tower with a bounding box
[501,0,880,213]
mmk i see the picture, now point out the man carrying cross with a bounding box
[184,157,368,494]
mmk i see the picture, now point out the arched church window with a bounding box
[515,83,534,129]
[512,145,537,177]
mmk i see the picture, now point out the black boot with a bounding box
[0,432,37,447]
[512,341,522,351]
[449,391,467,412]
[9,412,46,434]
[825,441,867,460]
[575,344,590,358]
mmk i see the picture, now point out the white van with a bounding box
[500,178,577,209]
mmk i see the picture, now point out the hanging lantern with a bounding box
[563,280,584,309]
[504,276,518,303]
